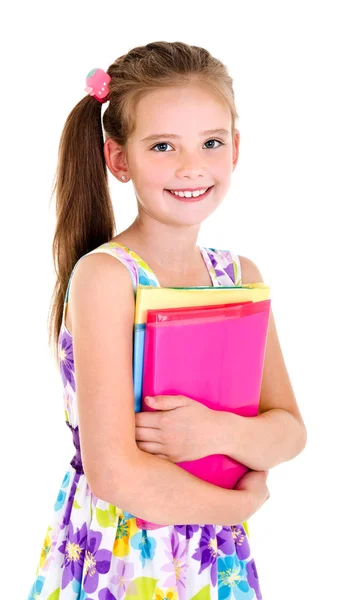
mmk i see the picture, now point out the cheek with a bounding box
[216,162,233,182]
[138,163,167,187]
[128,152,158,180]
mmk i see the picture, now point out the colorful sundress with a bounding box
[27,241,263,600]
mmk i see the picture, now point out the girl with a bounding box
[28,41,307,600]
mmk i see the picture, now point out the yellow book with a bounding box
[135,283,270,324]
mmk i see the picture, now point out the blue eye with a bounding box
[152,142,172,152]
[151,139,224,152]
[204,139,223,149]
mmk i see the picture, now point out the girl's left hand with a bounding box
[135,395,214,463]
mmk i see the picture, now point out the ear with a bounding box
[104,138,129,181]
[232,128,240,171]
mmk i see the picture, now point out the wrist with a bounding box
[229,489,256,523]
[210,408,236,455]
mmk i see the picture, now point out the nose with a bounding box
[176,150,206,179]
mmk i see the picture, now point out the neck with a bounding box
[119,220,202,275]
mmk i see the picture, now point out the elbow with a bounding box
[289,423,307,464]
[88,473,111,501]
[90,471,130,505]
[264,422,308,471]
[85,468,114,501]
[298,424,308,454]
[88,450,142,503]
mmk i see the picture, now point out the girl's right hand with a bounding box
[234,469,270,518]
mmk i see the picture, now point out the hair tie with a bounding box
[84,68,111,103]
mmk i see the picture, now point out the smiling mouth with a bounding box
[165,185,215,201]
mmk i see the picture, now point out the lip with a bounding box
[165,185,214,202]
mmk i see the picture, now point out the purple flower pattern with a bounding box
[82,530,112,594]
[58,521,87,589]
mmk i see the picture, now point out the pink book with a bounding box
[136,300,271,529]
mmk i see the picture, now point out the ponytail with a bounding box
[48,95,116,366]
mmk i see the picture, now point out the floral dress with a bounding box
[27,241,263,600]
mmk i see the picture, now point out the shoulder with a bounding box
[70,250,134,294]
[69,251,135,331]
[237,255,265,285]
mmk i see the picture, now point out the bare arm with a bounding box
[96,447,257,527]
[214,408,307,471]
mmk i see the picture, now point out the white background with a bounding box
[2,1,351,598]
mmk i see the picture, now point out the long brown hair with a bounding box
[48,41,239,367]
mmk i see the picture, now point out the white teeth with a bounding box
[169,187,209,198]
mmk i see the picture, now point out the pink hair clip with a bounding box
[84,68,111,103]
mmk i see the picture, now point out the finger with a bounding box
[136,443,169,460]
[135,426,162,443]
[135,413,161,428]
[136,440,164,454]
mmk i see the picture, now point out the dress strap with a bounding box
[231,251,242,286]
[203,247,242,287]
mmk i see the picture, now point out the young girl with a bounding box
[28,41,307,600]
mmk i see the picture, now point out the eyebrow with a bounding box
[141,128,230,143]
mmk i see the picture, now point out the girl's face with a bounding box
[118,83,239,227]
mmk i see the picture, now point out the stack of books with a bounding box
[129,283,271,530]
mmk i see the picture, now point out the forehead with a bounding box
[133,84,231,134]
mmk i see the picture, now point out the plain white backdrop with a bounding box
[2,1,351,598]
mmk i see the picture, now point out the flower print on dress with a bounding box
[208,248,234,281]
[80,588,117,600]
[107,243,159,289]
[104,243,139,289]
[246,558,262,600]
[82,529,112,594]
[64,383,77,426]
[27,575,45,599]
[112,516,135,558]
[130,528,157,568]
[161,528,188,600]
[174,523,201,541]
[111,559,137,598]
[38,524,60,572]
[61,470,81,528]
[231,524,251,561]
[58,520,88,589]
[154,586,178,600]
[191,525,221,587]
[58,328,75,391]
[98,590,117,600]
[54,470,71,511]
[218,554,256,599]
[138,269,156,286]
